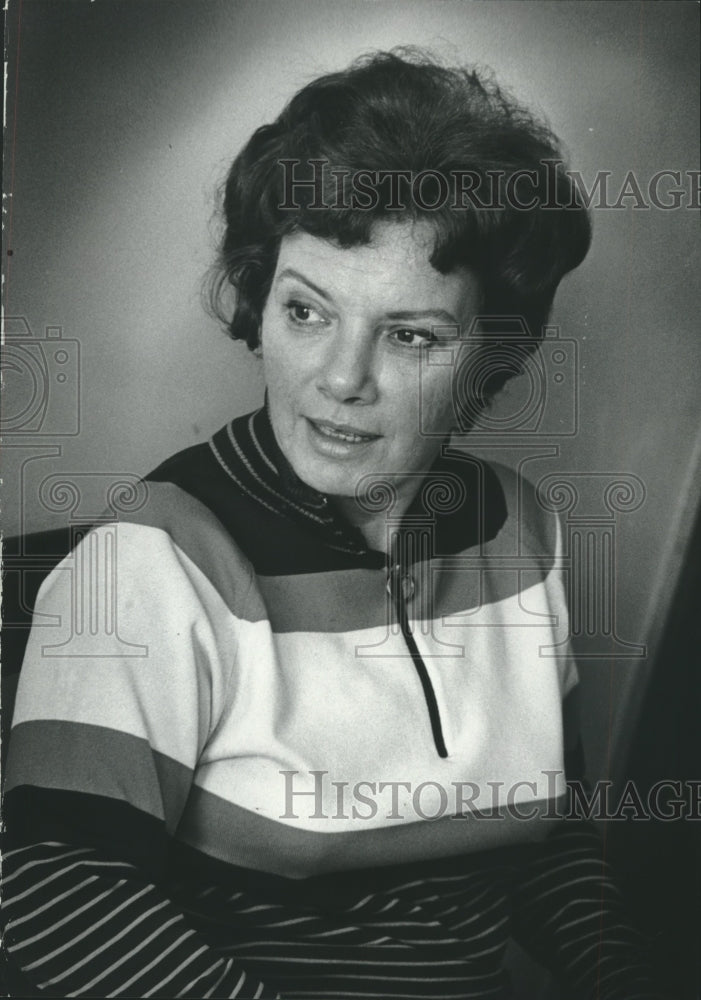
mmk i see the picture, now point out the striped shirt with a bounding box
[2,405,658,998]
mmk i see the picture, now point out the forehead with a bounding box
[273,220,480,318]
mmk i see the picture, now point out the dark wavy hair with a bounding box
[207,48,591,405]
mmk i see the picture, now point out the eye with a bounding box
[389,327,437,349]
[286,300,327,327]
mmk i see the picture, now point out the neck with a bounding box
[332,489,416,555]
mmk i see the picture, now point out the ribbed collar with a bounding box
[209,404,369,555]
[208,403,506,560]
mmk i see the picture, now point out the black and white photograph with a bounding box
[2,2,699,998]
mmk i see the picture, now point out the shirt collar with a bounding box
[209,402,506,560]
[209,403,369,555]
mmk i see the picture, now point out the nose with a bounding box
[316,327,378,405]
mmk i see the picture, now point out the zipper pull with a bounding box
[387,531,415,602]
[386,564,415,601]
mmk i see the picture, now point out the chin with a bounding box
[296,463,363,499]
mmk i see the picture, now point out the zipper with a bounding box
[387,539,448,759]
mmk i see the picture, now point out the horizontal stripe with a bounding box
[177,782,567,878]
[255,558,560,634]
[93,488,559,636]
[9,525,241,766]
[3,827,657,1000]
[9,626,568,830]
[66,909,188,994]
[2,843,268,1000]
[2,845,90,885]
[4,875,98,929]
[8,529,574,787]
[8,880,130,949]
[2,787,168,875]
[4,721,192,833]
[257,569,390,633]
[148,408,541,577]
[167,837,526,914]
[4,857,130,908]
[110,481,267,623]
[197,621,568,825]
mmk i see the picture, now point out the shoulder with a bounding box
[107,475,257,624]
[487,458,559,557]
[439,447,559,560]
[35,433,259,625]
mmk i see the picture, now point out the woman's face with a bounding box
[261,220,481,511]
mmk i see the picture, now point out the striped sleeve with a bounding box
[1,524,279,999]
[509,803,661,998]
[1,840,277,999]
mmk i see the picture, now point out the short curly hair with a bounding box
[207,48,591,405]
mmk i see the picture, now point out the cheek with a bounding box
[260,324,299,398]
[413,369,456,430]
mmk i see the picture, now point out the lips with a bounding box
[307,417,381,444]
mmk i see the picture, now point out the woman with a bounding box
[2,50,658,998]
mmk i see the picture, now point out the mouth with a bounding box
[306,417,381,445]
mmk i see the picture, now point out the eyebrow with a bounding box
[275,267,460,325]
[384,309,459,325]
[276,268,333,303]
